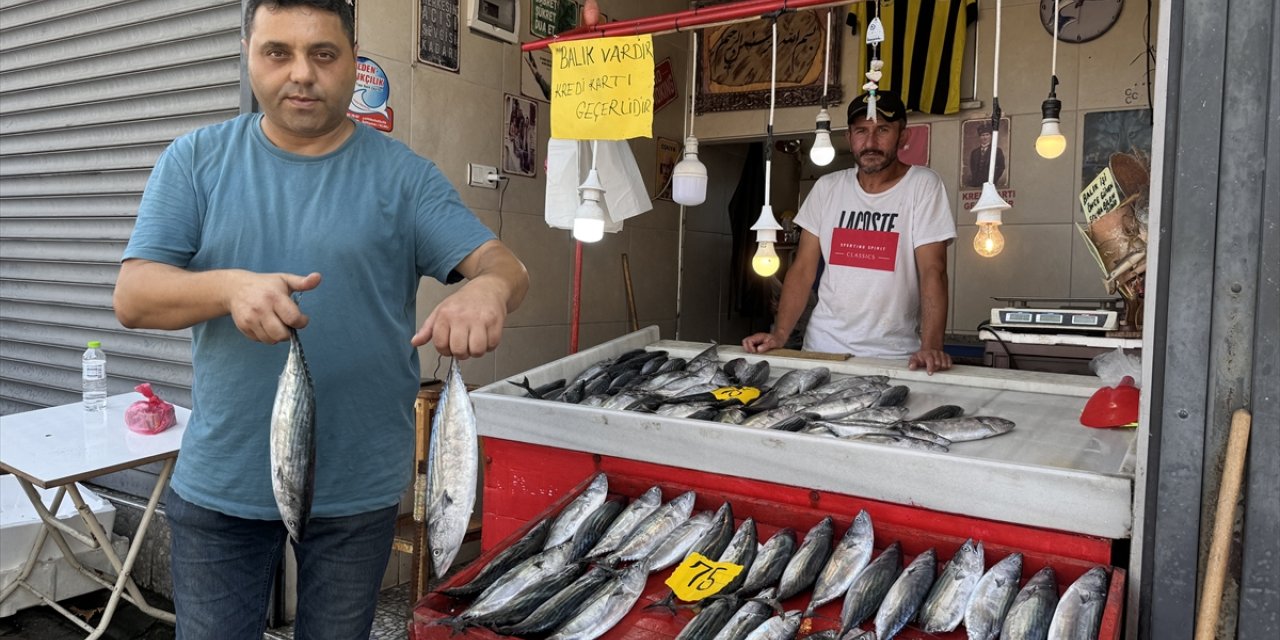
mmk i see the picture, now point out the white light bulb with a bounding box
[572,213,604,243]
[752,241,781,276]
[672,136,708,206]
[1036,119,1067,159]
[809,108,835,166]
[574,168,606,243]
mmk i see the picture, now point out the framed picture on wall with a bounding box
[503,94,538,177]
[696,7,841,113]
[961,116,1011,189]
[419,0,460,73]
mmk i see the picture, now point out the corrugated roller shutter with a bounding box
[0,0,242,415]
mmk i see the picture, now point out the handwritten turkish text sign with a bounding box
[551,35,655,140]
[1080,167,1122,223]
[665,552,745,602]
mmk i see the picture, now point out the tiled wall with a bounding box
[693,0,1158,336]
[356,0,693,392]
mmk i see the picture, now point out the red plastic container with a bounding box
[411,438,1125,640]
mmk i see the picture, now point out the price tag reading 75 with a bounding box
[664,552,744,602]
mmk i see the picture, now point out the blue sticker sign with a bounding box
[349,56,394,132]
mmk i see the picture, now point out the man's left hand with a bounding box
[908,348,953,375]
[412,277,509,360]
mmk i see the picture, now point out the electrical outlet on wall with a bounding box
[467,163,499,189]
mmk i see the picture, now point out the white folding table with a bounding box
[0,392,187,638]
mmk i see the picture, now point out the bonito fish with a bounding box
[548,560,650,640]
[808,509,875,614]
[545,473,609,549]
[425,359,478,577]
[964,552,1024,640]
[1047,566,1109,640]
[918,538,985,633]
[1000,565,1059,640]
[271,328,316,543]
[875,548,937,640]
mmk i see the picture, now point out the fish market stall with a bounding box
[470,326,1136,542]
[410,325,1135,638]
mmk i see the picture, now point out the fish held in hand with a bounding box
[426,359,479,578]
[271,328,316,543]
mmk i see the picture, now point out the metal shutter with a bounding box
[0,0,243,415]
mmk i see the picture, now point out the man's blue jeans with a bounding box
[166,487,399,640]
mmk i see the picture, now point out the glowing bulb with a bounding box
[1036,120,1066,159]
[974,223,1005,257]
[752,241,781,276]
[809,108,835,166]
[572,211,604,242]
[1036,91,1066,159]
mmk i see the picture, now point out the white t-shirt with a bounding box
[793,165,956,359]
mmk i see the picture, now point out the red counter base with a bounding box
[411,437,1126,640]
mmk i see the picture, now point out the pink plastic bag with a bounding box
[125,383,177,435]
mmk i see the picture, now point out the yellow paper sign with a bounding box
[710,386,762,404]
[550,35,655,140]
[664,552,744,602]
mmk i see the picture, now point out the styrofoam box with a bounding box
[0,474,126,617]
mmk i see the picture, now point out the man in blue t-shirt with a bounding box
[112,1,529,637]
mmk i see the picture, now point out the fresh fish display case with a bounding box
[410,471,1126,639]
[410,326,1136,638]
[470,327,1136,541]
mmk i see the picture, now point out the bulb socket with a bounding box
[1041,97,1062,121]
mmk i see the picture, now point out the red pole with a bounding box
[570,240,583,354]
[522,0,854,52]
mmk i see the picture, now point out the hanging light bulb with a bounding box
[674,31,710,207]
[672,135,708,205]
[572,167,606,243]
[809,10,836,167]
[809,108,835,166]
[1036,0,1067,159]
[750,204,783,277]
[971,182,1010,258]
[1036,76,1066,159]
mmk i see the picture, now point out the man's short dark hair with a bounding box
[244,0,356,46]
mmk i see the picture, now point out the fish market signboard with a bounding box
[348,56,394,131]
[550,35,655,140]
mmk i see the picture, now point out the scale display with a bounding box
[990,307,1118,332]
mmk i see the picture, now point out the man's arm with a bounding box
[909,240,952,374]
[742,230,821,353]
[412,239,529,359]
[113,259,320,344]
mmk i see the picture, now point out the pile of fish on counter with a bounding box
[429,474,1111,640]
[509,346,1015,453]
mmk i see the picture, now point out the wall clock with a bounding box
[1041,0,1124,43]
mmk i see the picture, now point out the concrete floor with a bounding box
[0,584,413,640]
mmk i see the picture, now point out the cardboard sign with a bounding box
[1081,167,1122,222]
[550,35,655,140]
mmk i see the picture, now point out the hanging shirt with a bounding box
[849,0,978,115]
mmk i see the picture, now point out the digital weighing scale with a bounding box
[989,296,1122,332]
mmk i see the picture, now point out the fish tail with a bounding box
[644,592,678,615]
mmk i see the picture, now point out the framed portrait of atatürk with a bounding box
[696,7,841,113]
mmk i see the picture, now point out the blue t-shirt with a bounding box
[123,114,494,519]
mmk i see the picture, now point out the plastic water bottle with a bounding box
[82,340,107,411]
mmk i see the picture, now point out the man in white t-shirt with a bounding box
[743,90,957,373]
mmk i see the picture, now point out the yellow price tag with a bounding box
[710,386,761,404]
[664,552,744,602]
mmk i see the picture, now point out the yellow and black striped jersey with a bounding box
[849,0,978,115]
